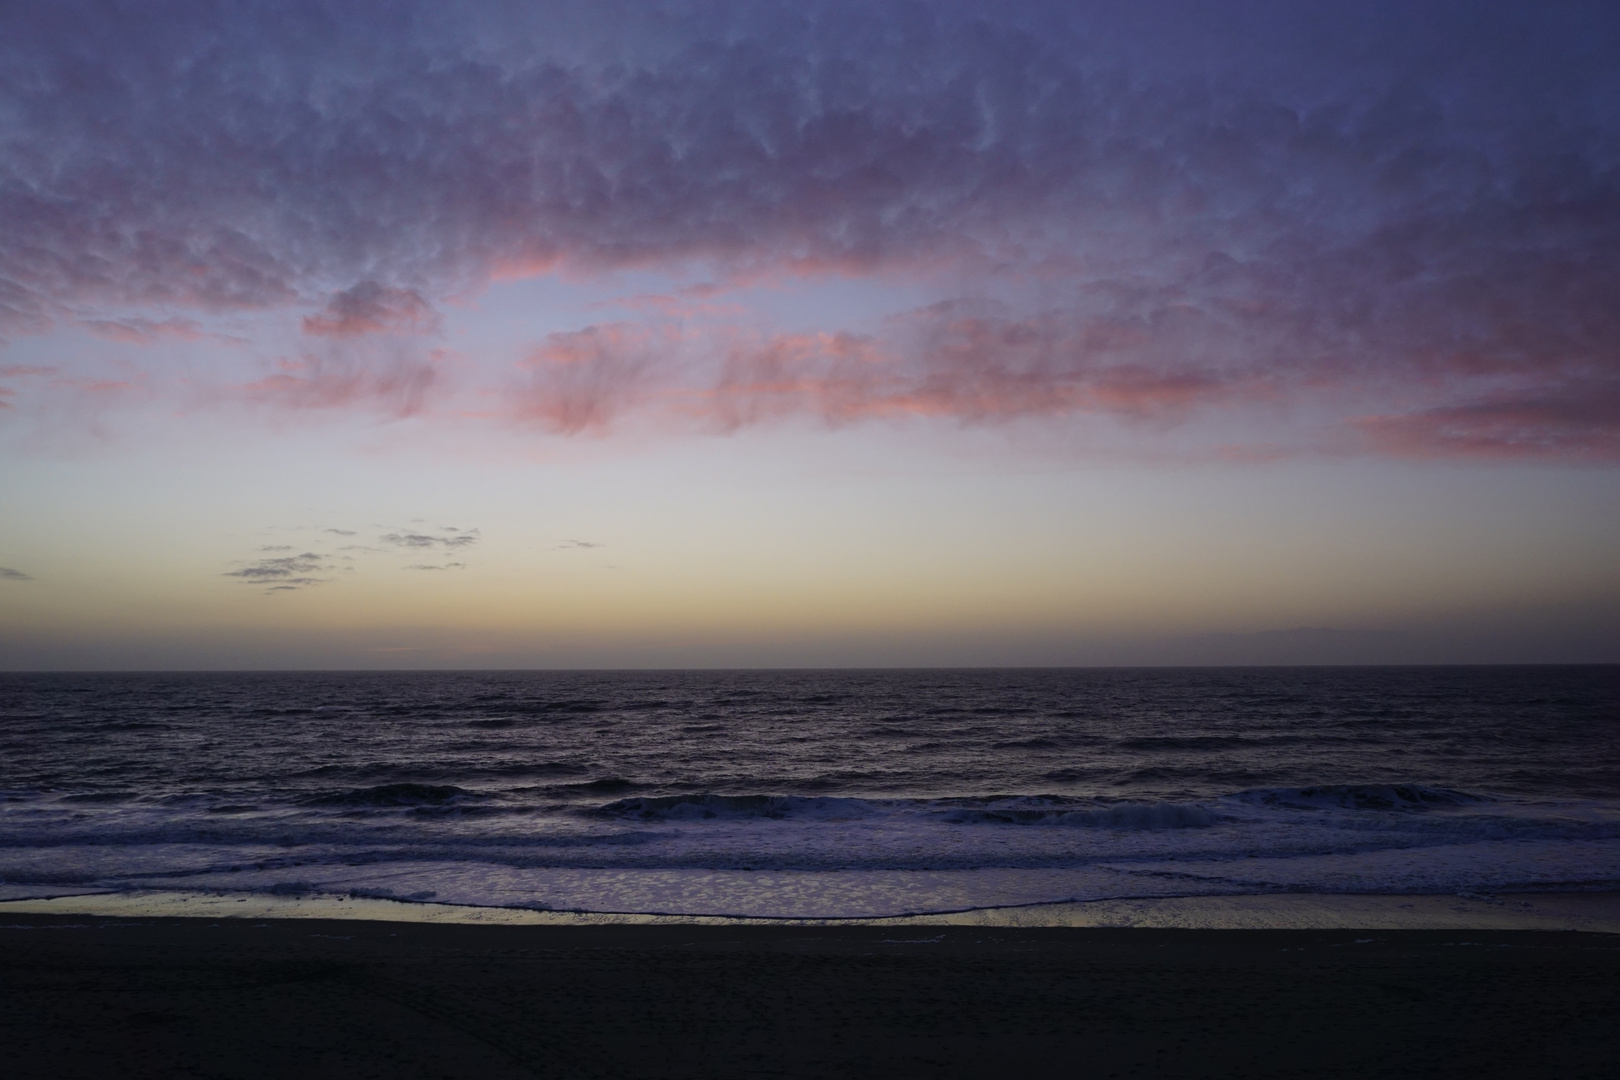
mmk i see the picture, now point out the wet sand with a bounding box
[6,888,1620,931]
[2,915,1616,1079]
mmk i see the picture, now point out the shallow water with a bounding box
[2,668,1616,917]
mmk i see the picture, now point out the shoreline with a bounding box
[5,887,1617,931]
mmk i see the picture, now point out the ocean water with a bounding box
[1,667,1616,918]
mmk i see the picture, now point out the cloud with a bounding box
[380,528,480,549]
[225,552,327,592]
[221,523,478,593]
[2,2,1617,460]
[1353,383,1620,462]
[501,306,1275,435]
[0,366,54,411]
[80,317,227,346]
[237,350,445,417]
[508,325,674,435]
[0,566,33,581]
[302,283,440,338]
[555,540,604,550]
[716,305,1270,429]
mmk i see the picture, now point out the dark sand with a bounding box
[2,916,1615,1079]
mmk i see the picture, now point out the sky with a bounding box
[1,0,1618,669]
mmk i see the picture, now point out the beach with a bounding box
[2,911,1616,1079]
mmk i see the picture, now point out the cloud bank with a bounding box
[2,1,1617,459]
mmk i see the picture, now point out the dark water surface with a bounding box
[2,667,1616,917]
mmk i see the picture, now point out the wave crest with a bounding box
[937,802,1218,829]
[306,783,478,807]
[596,794,869,821]
[1231,784,1486,811]
[595,793,1218,830]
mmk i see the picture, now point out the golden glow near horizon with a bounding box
[3,421,1617,667]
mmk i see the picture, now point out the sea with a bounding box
[1,667,1616,919]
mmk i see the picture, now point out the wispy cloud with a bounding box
[508,325,672,435]
[224,552,327,593]
[1353,384,1620,462]
[302,283,440,338]
[224,521,482,594]
[80,316,238,347]
[0,566,33,581]
[237,350,446,418]
[0,365,56,412]
[380,527,480,550]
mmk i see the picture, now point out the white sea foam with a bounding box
[3,786,1616,917]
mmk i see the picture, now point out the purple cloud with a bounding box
[2,1,1617,459]
[303,283,439,338]
[1354,384,1620,462]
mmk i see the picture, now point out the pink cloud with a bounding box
[240,350,446,417]
[502,311,1265,438]
[0,365,54,407]
[688,305,1269,432]
[79,316,233,346]
[507,325,677,435]
[700,331,894,430]
[593,291,749,320]
[1352,385,1620,462]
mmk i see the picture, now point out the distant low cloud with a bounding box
[380,529,480,550]
[223,521,482,593]
[0,566,33,581]
[555,540,604,550]
[226,553,324,578]
[224,552,327,592]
